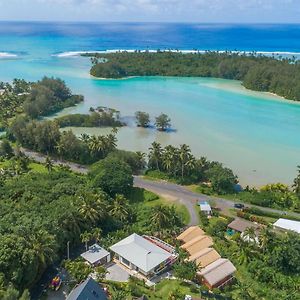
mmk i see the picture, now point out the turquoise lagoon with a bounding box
[1,54,300,186]
[1,22,300,186]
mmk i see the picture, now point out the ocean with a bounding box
[1,22,300,185]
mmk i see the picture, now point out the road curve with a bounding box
[20,147,300,224]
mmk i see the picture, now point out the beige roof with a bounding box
[177,226,205,243]
[228,218,259,233]
[189,247,221,268]
[199,258,236,287]
[181,235,213,256]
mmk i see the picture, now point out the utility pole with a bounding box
[67,241,70,260]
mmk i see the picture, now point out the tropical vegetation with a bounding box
[88,51,300,101]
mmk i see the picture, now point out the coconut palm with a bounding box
[91,227,102,243]
[77,192,106,225]
[45,156,54,172]
[28,229,57,271]
[80,231,92,251]
[149,205,171,231]
[178,144,191,179]
[162,145,178,175]
[243,227,257,244]
[148,141,163,171]
[109,194,131,223]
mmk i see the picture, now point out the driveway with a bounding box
[105,263,130,282]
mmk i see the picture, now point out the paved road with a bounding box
[20,147,300,225]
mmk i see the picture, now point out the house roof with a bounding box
[228,218,259,233]
[199,258,236,287]
[177,226,205,243]
[198,201,212,212]
[189,247,221,268]
[66,277,107,300]
[181,235,213,256]
[110,233,172,273]
[81,244,110,264]
[273,218,300,234]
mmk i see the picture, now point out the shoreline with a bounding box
[90,73,296,104]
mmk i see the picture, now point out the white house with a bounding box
[198,201,212,216]
[110,233,177,277]
[273,218,300,234]
[81,244,111,267]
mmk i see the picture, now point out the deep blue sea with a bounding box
[1,22,300,56]
[1,22,300,186]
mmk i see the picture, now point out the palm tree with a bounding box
[80,231,92,251]
[135,151,146,170]
[77,192,106,225]
[45,156,54,172]
[109,194,131,223]
[178,144,191,179]
[28,229,57,272]
[149,205,171,231]
[162,145,178,175]
[80,133,90,144]
[91,227,102,243]
[148,141,163,171]
[243,227,257,244]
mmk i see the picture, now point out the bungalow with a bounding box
[197,258,236,289]
[81,244,111,267]
[273,218,300,234]
[110,233,177,278]
[181,235,213,256]
[227,218,259,234]
[177,226,205,243]
[66,277,108,300]
[188,247,221,268]
[198,201,212,216]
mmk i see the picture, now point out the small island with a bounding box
[86,51,300,102]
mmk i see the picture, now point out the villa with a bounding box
[178,227,236,289]
[273,218,300,234]
[177,226,205,243]
[110,233,178,278]
[227,218,260,235]
[181,235,214,256]
[81,244,111,267]
[188,247,221,268]
[197,258,236,289]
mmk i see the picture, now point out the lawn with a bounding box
[129,187,191,225]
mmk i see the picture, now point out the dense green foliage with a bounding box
[204,216,300,299]
[227,183,300,212]
[89,51,300,101]
[9,117,118,164]
[23,77,83,118]
[147,142,238,193]
[135,111,150,127]
[89,157,134,196]
[55,112,123,128]
[0,156,184,297]
[0,77,83,129]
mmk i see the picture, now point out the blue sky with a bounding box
[0,0,299,23]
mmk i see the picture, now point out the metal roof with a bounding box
[81,244,110,264]
[66,277,107,300]
[198,201,211,212]
[199,258,236,286]
[110,233,172,273]
[273,218,300,234]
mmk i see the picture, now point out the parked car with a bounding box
[234,203,245,209]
